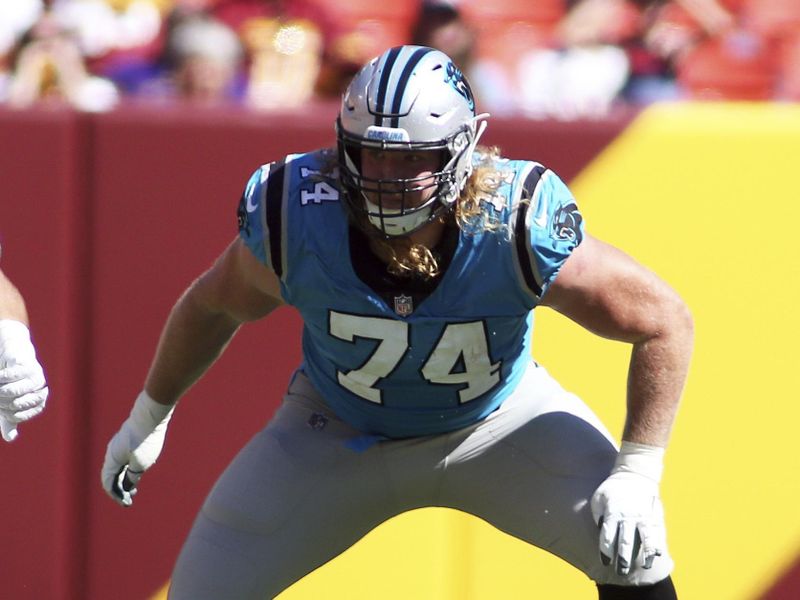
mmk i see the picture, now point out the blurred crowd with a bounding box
[1,0,798,117]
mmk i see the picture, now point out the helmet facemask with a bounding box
[337,121,478,237]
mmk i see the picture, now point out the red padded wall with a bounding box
[0,107,91,600]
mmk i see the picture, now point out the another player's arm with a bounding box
[144,237,283,406]
[0,268,29,323]
[540,234,694,447]
[0,267,49,442]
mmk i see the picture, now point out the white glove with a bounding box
[590,441,666,576]
[101,390,175,507]
[0,320,49,442]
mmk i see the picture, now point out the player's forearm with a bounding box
[143,285,241,405]
[623,303,694,447]
[0,270,29,324]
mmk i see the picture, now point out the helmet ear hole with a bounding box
[450,130,469,155]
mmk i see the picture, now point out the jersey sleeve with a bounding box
[512,164,584,301]
[236,159,287,277]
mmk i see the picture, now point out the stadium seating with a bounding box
[677,32,779,100]
[458,0,565,64]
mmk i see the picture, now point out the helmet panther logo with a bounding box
[444,62,475,111]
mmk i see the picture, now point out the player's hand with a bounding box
[0,320,49,442]
[101,390,175,507]
[590,441,666,576]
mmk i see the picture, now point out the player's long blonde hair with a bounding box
[383,146,504,279]
[321,146,504,279]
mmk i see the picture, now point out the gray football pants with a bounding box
[168,365,674,599]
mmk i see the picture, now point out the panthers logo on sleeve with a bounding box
[237,165,268,240]
[237,192,251,236]
[551,202,583,243]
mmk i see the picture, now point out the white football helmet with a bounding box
[337,45,488,237]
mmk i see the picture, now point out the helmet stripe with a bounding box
[389,47,435,128]
[374,46,403,126]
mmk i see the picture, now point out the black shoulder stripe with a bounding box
[265,159,286,278]
[521,164,547,201]
[514,164,547,298]
[514,202,542,298]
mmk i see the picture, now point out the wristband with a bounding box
[130,390,175,435]
[0,320,37,367]
[613,441,665,484]
[0,320,32,345]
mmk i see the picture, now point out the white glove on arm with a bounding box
[101,390,175,507]
[0,320,49,442]
[590,441,666,576]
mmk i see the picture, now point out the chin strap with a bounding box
[459,113,490,190]
[470,113,491,149]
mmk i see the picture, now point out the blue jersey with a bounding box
[237,150,584,438]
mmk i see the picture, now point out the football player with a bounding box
[103,46,693,599]
[0,259,49,442]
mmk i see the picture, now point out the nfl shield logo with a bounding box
[394,294,413,316]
